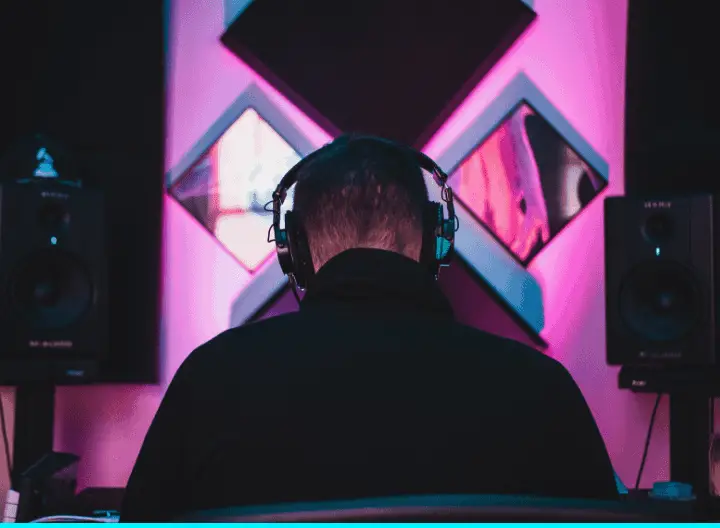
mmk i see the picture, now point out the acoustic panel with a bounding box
[625,0,720,197]
[429,73,609,333]
[169,108,300,272]
[166,84,318,327]
[222,0,536,148]
[450,101,607,265]
[167,85,316,270]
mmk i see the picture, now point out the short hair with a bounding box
[292,135,429,271]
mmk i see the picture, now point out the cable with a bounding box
[288,275,301,306]
[290,285,301,306]
[0,391,11,485]
[635,393,662,490]
[30,514,118,523]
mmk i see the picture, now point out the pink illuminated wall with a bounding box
[0,0,675,507]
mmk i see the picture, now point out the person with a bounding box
[120,135,618,521]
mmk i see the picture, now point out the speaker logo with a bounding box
[33,148,59,179]
[29,340,73,349]
[643,201,672,209]
[40,191,69,200]
[639,349,682,360]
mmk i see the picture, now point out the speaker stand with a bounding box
[670,393,713,504]
[619,367,717,515]
[11,384,56,487]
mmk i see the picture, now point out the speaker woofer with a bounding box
[619,261,700,343]
[9,249,94,330]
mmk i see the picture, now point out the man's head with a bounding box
[292,135,429,272]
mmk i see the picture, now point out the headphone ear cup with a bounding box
[275,225,294,276]
[420,202,443,275]
[436,232,452,263]
[437,217,456,264]
[284,211,315,289]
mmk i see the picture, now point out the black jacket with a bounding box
[121,249,618,521]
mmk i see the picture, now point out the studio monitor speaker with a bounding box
[0,182,108,383]
[604,195,716,367]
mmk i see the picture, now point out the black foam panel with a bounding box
[222,0,535,148]
[625,0,720,196]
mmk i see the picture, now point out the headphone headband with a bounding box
[271,136,458,292]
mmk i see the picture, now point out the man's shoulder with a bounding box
[185,313,306,370]
[448,322,571,379]
[181,313,572,390]
[219,312,300,341]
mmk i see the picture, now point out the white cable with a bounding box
[3,490,120,523]
[29,515,118,523]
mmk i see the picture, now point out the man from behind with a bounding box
[121,135,618,521]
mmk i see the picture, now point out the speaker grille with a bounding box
[619,261,700,343]
[9,248,94,330]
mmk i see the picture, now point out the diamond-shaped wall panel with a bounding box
[450,102,608,265]
[222,0,535,148]
[167,85,318,326]
[428,73,609,334]
[170,108,300,271]
[165,83,319,329]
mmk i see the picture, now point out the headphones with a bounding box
[270,136,458,291]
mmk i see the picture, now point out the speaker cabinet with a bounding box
[605,195,715,367]
[0,183,108,383]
